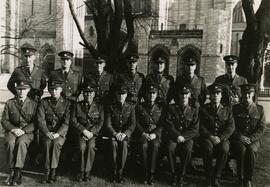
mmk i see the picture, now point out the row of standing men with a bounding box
[1,43,265,187]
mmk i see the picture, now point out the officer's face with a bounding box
[146,91,158,103]
[210,91,222,104]
[16,88,30,99]
[155,62,165,73]
[185,64,196,76]
[83,90,95,101]
[225,63,237,75]
[127,61,138,71]
[178,92,191,105]
[24,55,35,66]
[97,62,106,73]
[116,92,127,104]
[49,87,63,99]
[242,91,255,104]
[61,58,72,70]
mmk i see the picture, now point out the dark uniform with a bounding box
[7,44,47,101]
[199,83,235,186]
[1,79,38,186]
[72,78,104,182]
[86,55,114,105]
[118,54,144,105]
[37,76,71,183]
[135,83,163,184]
[105,83,136,183]
[165,87,199,186]
[145,55,174,104]
[231,84,265,187]
[214,55,247,105]
[174,57,207,105]
[50,51,82,102]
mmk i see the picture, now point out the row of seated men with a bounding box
[1,43,265,187]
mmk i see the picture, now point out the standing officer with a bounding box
[1,78,38,186]
[37,74,71,184]
[7,43,47,101]
[145,53,174,105]
[86,55,114,105]
[214,55,247,105]
[72,77,104,182]
[117,53,144,105]
[165,86,199,186]
[199,83,235,187]
[231,84,265,187]
[50,51,82,102]
[174,56,207,105]
[136,81,163,185]
[105,82,136,183]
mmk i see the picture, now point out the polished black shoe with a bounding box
[110,172,117,183]
[41,169,50,184]
[12,168,22,186]
[244,180,254,187]
[116,174,124,184]
[171,174,178,186]
[5,169,14,186]
[143,174,148,184]
[178,176,185,187]
[77,172,84,182]
[84,172,91,182]
[148,173,154,185]
[48,168,57,183]
[213,178,221,187]
[206,178,212,187]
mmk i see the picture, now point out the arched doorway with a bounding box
[177,44,201,76]
[39,43,56,76]
[148,44,170,74]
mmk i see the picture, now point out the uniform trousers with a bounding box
[167,139,193,176]
[41,136,65,169]
[110,139,128,175]
[231,140,259,180]
[139,137,160,175]
[5,132,33,169]
[79,137,96,172]
[200,139,229,178]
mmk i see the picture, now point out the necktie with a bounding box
[19,100,24,107]
[64,71,68,79]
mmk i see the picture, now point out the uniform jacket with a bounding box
[105,102,136,138]
[50,68,82,101]
[145,73,174,104]
[200,103,235,141]
[72,100,104,137]
[175,75,207,104]
[37,96,71,137]
[1,97,38,133]
[7,65,47,98]
[165,104,199,141]
[232,102,265,142]
[94,71,114,104]
[214,74,247,103]
[136,102,163,138]
[118,72,144,104]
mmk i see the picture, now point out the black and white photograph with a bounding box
[0,0,269,186]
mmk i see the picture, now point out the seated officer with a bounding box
[105,82,136,183]
[199,83,235,187]
[72,77,104,182]
[1,78,38,186]
[231,84,266,187]
[37,74,71,183]
[135,81,163,185]
[165,86,199,186]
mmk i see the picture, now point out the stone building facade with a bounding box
[2,0,264,85]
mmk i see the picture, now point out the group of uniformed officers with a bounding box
[1,43,265,187]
